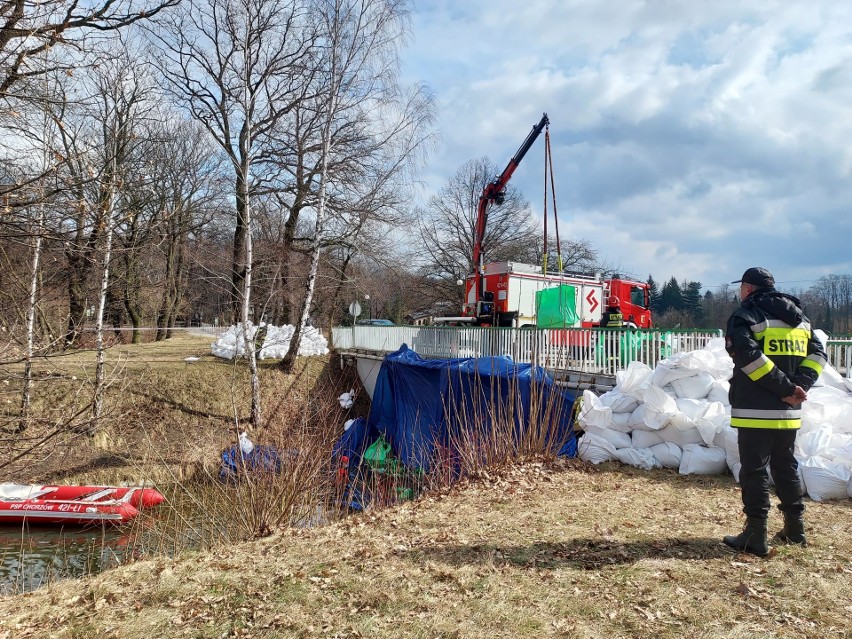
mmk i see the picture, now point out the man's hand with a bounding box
[782,386,807,405]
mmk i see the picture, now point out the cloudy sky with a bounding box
[400,1,852,293]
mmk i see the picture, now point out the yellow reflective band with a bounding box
[746,358,775,381]
[762,327,810,357]
[800,359,824,375]
[731,417,801,430]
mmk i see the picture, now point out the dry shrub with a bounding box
[428,359,575,486]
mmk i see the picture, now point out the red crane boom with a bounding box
[471,113,549,323]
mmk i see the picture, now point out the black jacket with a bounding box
[725,288,826,429]
[600,308,623,328]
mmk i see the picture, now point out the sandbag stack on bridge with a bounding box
[577,333,852,501]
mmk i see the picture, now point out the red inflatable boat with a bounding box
[0,483,165,526]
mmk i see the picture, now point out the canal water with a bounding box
[0,524,136,594]
[0,498,337,595]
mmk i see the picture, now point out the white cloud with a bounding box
[404,1,852,291]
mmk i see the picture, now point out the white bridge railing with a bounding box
[332,326,723,376]
[332,326,852,378]
[824,337,852,378]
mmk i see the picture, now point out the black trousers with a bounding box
[737,428,804,520]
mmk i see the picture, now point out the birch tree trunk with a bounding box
[280,2,341,374]
[18,203,44,433]
[92,158,117,432]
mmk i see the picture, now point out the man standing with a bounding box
[599,296,623,328]
[598,296,624,368]
[723,267,826,556]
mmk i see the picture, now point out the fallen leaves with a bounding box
[1,463,851,638]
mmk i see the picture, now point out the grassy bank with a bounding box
[2,333,357,484]
[2,333,362,550]
[2,461,851,638]
[2,335,851,637]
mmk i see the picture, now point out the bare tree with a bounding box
[0,0,178,100]
[279,0,432,371]
[46,47,156,348]
[268,72,435,324]
[809,274,852,334]
[149,0,318,324]
[416,156,540,304]
[149,119,226,340]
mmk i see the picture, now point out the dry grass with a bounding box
[1,460,851,639]
[2,336,851,638]
[2,333,358,549]
[1,333,349,485]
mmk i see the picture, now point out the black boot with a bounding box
[724,517,769,557]
[773,513,806,546]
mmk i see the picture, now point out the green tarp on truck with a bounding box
[535,284,579,328]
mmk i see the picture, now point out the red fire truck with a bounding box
[458,113,652,328]
[461,261,652,328]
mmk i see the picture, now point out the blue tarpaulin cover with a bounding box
[361,344,577,471]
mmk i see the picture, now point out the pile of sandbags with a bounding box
[211,321,329,360]
[577,332,852,502]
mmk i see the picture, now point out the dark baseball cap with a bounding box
[732,267,775,288]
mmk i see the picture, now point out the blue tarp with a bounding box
[363,344,577,471]
[218,444,283,482]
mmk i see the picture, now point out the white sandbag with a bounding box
[812,330,850,393]
[730,461,741,483]
[796,428,833,459]
[598,388,639,414]
[694,401,729,446]
[631,429,665,448]
[668,398,706,430]
[651,442,682,469]
[800,389,847,434]
[825,434,852,464]
[652,361,698,388]
[723,426,740,470]
[818,363,851,393]
[658,423,705,447]
[637,384,678,411]
[831,398,852,435]
[583,424,632,449]
[810,385,850,402]
[706,379,730,405]
[615,361,653,399]
[579,390,613,430]
[701,337,736,380]
[611,412,633,432]
[627,403,672,431]
[653,339,733,387]
[800,456,851,501]
[630,385,677,430]
[577,433,617,464]
[614,446,660,470]
[627,404,649,430]
[670,371,715,399]
[679,444,727,475]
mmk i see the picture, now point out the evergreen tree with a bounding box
[683,280,703,325]
[647,275,661,312]
[658,277,683,315]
